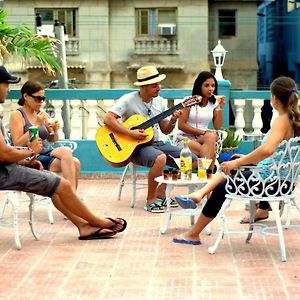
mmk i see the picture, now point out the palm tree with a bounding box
[0,9,60,76]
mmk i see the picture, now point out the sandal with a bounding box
[144,202,165,213]
[156,198,179,208]
[240,215,269,224]
[106,217,127,233]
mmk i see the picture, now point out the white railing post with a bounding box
[53,100,65,139]
[234,99,245,139]
[271,107,279,126]
[251,99,264,135]
[70,100,82,139]
[86,100,99,139]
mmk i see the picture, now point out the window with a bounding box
[136,8,176,36]
[219,10,236,37]
[35,8,77,37]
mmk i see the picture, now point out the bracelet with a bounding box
[25,147,35,161]
[216,108,223,111]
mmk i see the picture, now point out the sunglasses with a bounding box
[29,94,46,103]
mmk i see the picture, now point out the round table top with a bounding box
[155,173,208,186]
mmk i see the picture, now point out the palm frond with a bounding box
[0,9,61,76]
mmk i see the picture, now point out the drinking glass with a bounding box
[197,158,207,179]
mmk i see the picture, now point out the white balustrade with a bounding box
[81,100,89,139]
[70,100,82,139]
[270,107,279,126]
[233,99,246,139]
[85,100,99,139]
[135,38,177,53]
[251,99,264,135]
[52,100,65,139]
[0,97,272,143]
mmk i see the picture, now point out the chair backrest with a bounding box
[224,136,300,199]
[215,129,228,156]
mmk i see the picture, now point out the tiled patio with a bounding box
[1,177,300,300]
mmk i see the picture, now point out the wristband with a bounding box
[25,147,35,161]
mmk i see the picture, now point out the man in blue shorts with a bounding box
[104,66,197,213]
[0,66,126,240]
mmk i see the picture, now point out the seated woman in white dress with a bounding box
[174,71,225,172]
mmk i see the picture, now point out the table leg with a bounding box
[160,184,173,234]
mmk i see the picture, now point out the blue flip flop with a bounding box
[175,195,197,209]
[173,234,201,245]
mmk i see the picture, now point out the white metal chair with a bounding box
[0,140,78,224]
[0,191,39,249]
[208,136,300,262]
[117,129,227,208]
[117,129,171,207]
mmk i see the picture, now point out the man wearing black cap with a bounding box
[0,66,127,240]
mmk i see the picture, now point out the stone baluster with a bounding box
[86,100,99,139]
[81,100,89,139]
[251,99,264,135]
[234,99,245,139]
[171,40,177,52]
[70,100,82,139]
[166,40,171,52]
[2,100,14,125]
[53,100,65,139]
[141,41,146,52]
[270,106,279,126]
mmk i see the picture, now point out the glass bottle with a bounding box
[179,137,192,180]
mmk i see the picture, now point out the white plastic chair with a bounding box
[208,136,300,262]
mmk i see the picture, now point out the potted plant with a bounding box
[221,128,242,154]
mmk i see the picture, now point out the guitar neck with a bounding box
[136,102,184,130]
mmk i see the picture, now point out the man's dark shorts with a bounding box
[132,141,197,168]
[0,163,61,197]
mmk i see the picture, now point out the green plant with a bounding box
[222,128,242,149]
[0,9,60,76]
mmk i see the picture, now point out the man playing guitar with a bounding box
[104,66,197,213]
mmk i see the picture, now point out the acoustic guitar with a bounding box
[96,96,201,167]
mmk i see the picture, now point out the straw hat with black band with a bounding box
[134,66,166,86]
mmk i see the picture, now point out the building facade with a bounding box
[4,0,260,89]
[258,0,300,88]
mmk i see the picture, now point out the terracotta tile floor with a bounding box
[1,178,300,300]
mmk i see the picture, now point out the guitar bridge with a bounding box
[109,132,122,151]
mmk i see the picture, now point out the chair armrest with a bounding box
[52,140,78,152]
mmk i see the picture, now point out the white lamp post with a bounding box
[211,40,227,80]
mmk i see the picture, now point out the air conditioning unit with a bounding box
[158,24,176,36]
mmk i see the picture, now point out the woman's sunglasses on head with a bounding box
[30,94,46,103]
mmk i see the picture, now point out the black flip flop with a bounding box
[106,217,127,233]
[78,228,116,240]
[240,216,268,224]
